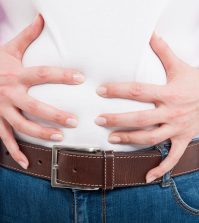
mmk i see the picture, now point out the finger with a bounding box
[7,93,78,128]
[95,108,166,128]
[150,33,181,75]
[96,82,164,103]
[0,118,29,169]
[108,124,175,145]
[20,66,85,86]
[3,107,64,141]
[4,14,44,60]
[145,138,190,183]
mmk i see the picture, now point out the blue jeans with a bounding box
[1,143,199,223]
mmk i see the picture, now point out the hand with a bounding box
[95,33,199,183]
[0,15,85,169]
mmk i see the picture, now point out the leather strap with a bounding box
[0,139,199,190]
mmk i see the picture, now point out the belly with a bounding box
[16,54,161,152]
[13,4,167,151]
[15,78,156,151]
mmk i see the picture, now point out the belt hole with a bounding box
[73,168,77,173]
[37,160,42,165]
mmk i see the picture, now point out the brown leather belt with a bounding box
[0,139,199,190]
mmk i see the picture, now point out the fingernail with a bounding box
[146,175,156,183]
[32,14,40,25]
[96,86,107,96]
[95,117,107,126]
[18,161,28,170]
[155,32,162,40]
[66,118,78,127]
[50,134,64,141]
[73,73,85,83]
[109,136,121,143]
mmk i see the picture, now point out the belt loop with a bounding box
[103,150,114,190]
[155,142,172,187]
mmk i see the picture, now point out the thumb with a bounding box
[5,14,44,60]
[150,33,181,75]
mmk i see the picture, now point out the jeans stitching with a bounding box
[170,178,199,216]
[102,190,106,223]
[73,191,78,223]
[72,191,75,223]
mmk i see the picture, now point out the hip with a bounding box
[1,166,199,223]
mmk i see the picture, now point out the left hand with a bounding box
[95,33,199,183]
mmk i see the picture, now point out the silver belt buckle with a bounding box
[51,145,102,190]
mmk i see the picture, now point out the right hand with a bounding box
[0,15,85,169]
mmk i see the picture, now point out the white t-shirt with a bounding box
[1,0,199,151]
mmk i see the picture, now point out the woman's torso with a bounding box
[1,0,199,151]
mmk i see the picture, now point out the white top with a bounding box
[1,0,199,151]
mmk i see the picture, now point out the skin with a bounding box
[95,33,199,183]
[0,15,85,169]
[1,15,198,184]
